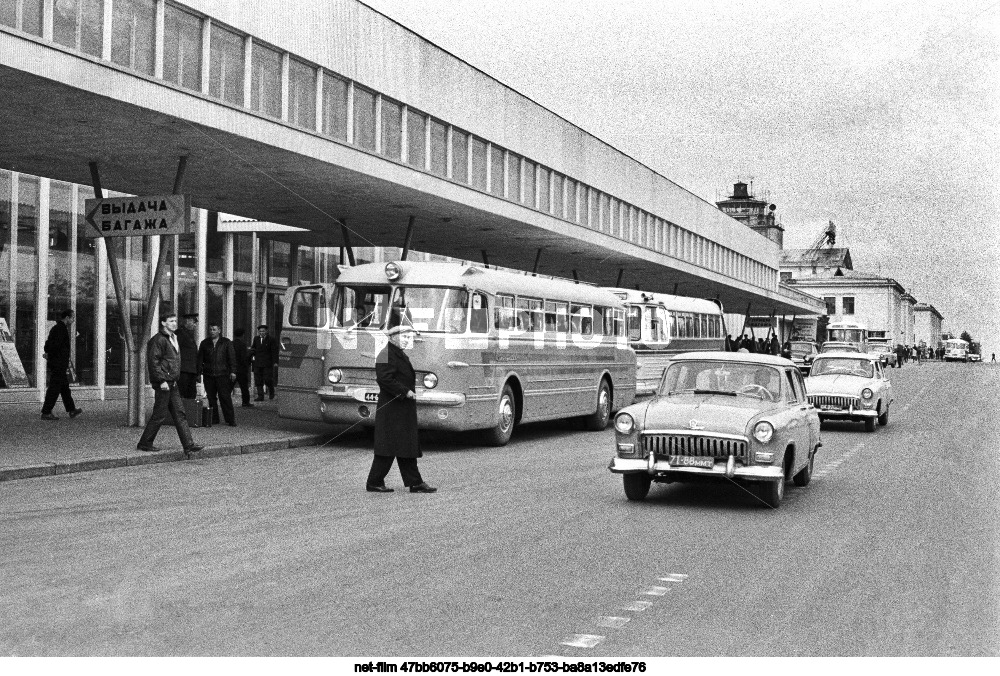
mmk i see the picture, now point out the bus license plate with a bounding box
[668,455,714,469]
[364,392,378,402]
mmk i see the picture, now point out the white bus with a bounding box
[943,338,970,362]
[825,321,868,353]
[606,288,726,397]
[278,261,637,445]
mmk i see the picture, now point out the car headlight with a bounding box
[422,372,438,389]
[614,413,635,435]
[384,262,402,280]
[861,388,873,399]
[753,421,774,443]
[327,368,343,384]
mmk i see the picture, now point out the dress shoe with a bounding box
[409,482,438,493]
[69,408,83,418]
[136,444,162,452]
[40,413,59,420]
[183,444,204,458]
[366,484,394,493]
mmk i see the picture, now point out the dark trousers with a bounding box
[41,368,75,414]
[233,367,251,405]
[204,374,235,425]
[138,381,194,449]
[367,454,423,488]
[178,372,198,399]
[253,365,275,399]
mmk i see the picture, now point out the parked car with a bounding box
[804,352,893,432]
[868,343,897,367]
[787,340,820,375]
[821,341,862,353]
[608,352,821,508]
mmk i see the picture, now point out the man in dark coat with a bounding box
[137,313,203,457]
[41,309,82,420]
[251,324,278,401]
[198,322,238,426]
[769,335,780,356]
[231,327,253,407]
[366,325,436,493]
[177,313,201,399]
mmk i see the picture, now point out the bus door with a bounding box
[279,284,333,422]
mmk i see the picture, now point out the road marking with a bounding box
[622,600,654,611]
[643,586,670,595]
[560,634,604,648]
[596,616,630,629]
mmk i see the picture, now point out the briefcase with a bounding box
[183,397,202,428]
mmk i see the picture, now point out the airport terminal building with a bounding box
[0,0,822,403]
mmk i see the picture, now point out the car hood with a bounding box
[641,394,775,436]
[805,374,868,395]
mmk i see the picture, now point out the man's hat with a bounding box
[385,325,419,338]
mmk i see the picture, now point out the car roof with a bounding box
[671,351,796,367]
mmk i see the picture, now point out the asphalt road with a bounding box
[1,362,997,656]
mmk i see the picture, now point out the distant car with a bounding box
[804,352,893,432]
[969,352,982,363]
[868,343,897,368]
[821,341,862,353]
[608,352,821,508]
[787,340,820,375]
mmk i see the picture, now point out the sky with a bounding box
[363,0,1000,351]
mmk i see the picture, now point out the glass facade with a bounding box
[111,0,155,75]
[353,87,376,151]
[250,40,282,118]
[53,0,104,57]
[209,23,244,106]
[380,98,401,160]
[406,109,425,169]
[321,73,349,141]
[288,58,316,130]
[163,3,202,91]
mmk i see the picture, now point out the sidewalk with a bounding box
[0,397,341,482]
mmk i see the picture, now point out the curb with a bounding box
[0,433,334,483]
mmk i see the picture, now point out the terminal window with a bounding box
[111,0,155,75]
[321,74,349,141]
[251,42,282,119]
[163,3,202,91]
[53,0,104,57]
[380,99,402,160]
[210,24,245,106]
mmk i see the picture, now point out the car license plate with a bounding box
[364,392,378,402]
[820,404,841,411]
[668,455,714,469]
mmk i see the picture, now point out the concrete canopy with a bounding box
[0,32,822,318]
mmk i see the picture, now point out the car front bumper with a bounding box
[608,455,784,481]
[817,408,877,419]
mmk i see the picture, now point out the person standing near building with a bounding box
[40,309,83,421]
[366,321,436,494]
[232,327,253,407]
[769,334,780,356]
[199,322,238,427]
[177,313,201,400]
[251,324,278,401]
[137,313,203,457]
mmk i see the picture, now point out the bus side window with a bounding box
[470,292,490,334]
[571,304,592,336]
[555,302,569,334]
[627,306,641,341]
[496,294,520,332]
[592,306,606,336]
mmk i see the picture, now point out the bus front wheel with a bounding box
[584,379,612,431]
[483,384,516,447]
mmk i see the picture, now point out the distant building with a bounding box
[914,303,945,348]
[779,248,854,281]
[716,182,784,247]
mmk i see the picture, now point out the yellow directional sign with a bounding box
[84,195,191,237]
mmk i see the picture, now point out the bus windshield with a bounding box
[390,286,473,334]
[332,284,393,328]
[828,328,864,343]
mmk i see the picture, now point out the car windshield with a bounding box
[811,358,874,378]
[660,360,783,401]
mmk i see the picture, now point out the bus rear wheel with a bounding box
[584,379,612,431]
[483,383,516,447]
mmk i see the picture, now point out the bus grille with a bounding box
[642,434,748,461]
[808,395,858,409]
[340,368,377,386]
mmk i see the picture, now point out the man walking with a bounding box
[199,322,237,427]
[177,313,201,400]
[251,324,278,401]
[137,313,203,457]
[40,309,83,420]
[232,327,253,407]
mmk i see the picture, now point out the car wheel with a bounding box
[483,383,516,446]
[584,379,612,431]
[864,416,876,432]
[623,473,651,501]
[878,405,889,426]
[755,478,784,508]
[793,449,814,487]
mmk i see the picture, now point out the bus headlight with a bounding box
[614,413,634,435]
[753,421,774,443]
[423,373,438,389]
[861,388,873,400]
[327,368,343,384]
[385,262,402,281]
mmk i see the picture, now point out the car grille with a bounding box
[808,395,858,409]
[642,434,748,462]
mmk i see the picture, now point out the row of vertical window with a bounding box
[0,0,775,290]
